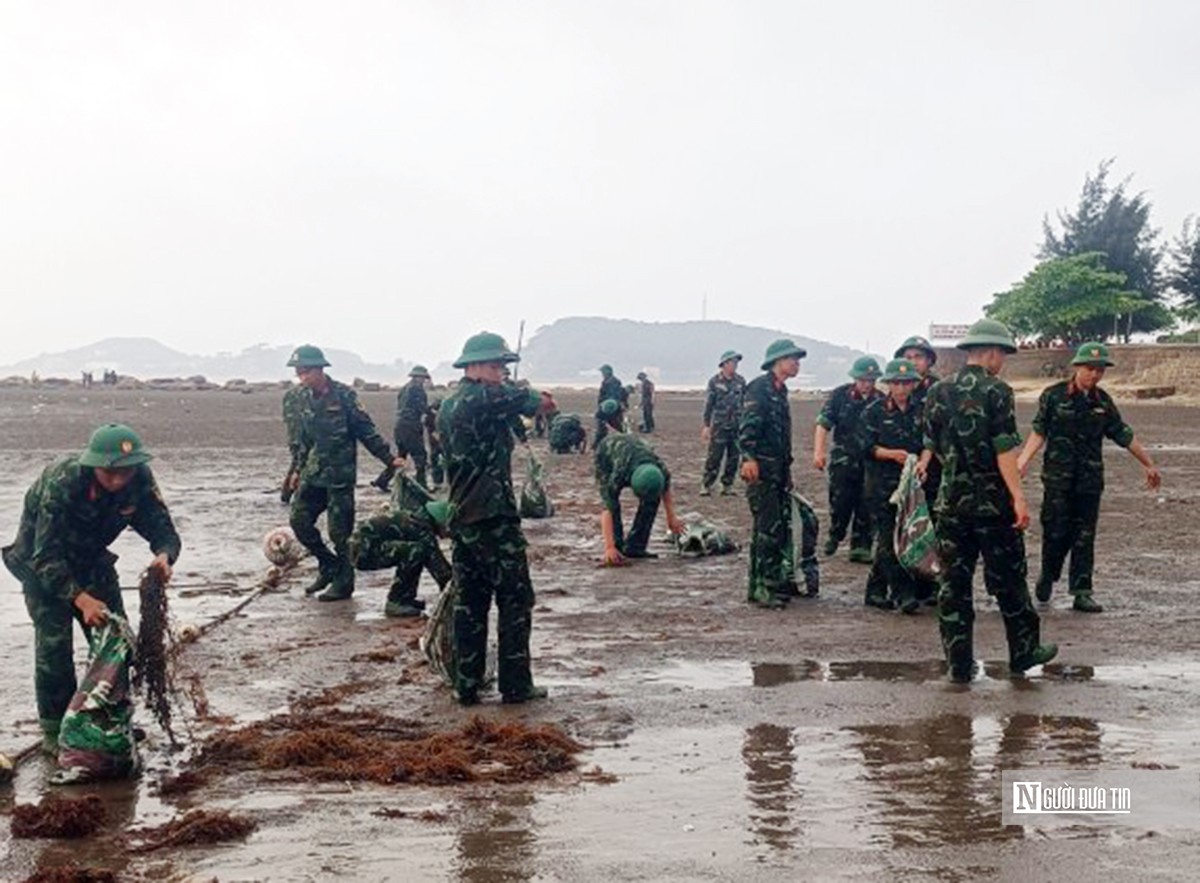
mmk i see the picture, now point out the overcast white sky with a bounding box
[2,1,1197,365]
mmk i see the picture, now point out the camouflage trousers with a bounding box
[783,493,820,594]
[610,494,660,557]
[640,403,655,433]
[865,500,936,605]
[394,421,429,487]
[291,482,355,591]
[935,516,1043,674]
[827,458,873,552]
[1037,487,1101,597]
[451,519,535,700]
[350,514,452,605]
[428,435,445,487]
[22,558,125,737]
[702,425,740,489]
[746,480,792,605]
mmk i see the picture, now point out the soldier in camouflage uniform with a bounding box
[439,331,545,706]
[425,397,445,489]
[636,372,656,433]
[918,319,1057,683]
[2,424,181,752]
[701,350,747,496]
[595,431,684,565]
[350,490,453,618]
[1017,342,1161,613]
[896,335,942,521]
[739,339,808,608]
[598,364,628,424]
[859,359,935,612]
[281,385,304,503]
[393,365,434,490]
[287,345,403,602]
[548,413,587,454]
[814,356,884,562]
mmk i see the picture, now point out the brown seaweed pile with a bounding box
[153,769,209,797]
[134,571,179,746]
[23,866,118,883]
[127,809,256,852]
[195,710,582,786]
[11,794,106,839]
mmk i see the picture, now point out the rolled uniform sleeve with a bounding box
[703,378,717,426]
[816,390,838,431]
[989,384,1022,454]
[346,389,394,466]
[1031,388,1052,437]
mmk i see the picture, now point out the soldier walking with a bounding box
[814,357,884,562]
[919,319,1057,682]
[595,431,684,565]
[739,339,808,609]
[1017,342,1161,613]
[287,345,403,602]
[636,372,656,433]
[394,365,434,490]
[439,332,545,706]
[2,424,181,754]
[701,350,747,496]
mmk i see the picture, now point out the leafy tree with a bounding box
[987,253,1161,344]
[1040,160,1168,338]
[1166,215,1200,323]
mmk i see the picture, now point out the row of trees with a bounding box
[987,160,1200,344]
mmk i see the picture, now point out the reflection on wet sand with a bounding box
[847,712,1104,847]
[742,723,799,851]
[454,790,539,882]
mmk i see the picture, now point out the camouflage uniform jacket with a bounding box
[282,386,305,471]
[437,379,540,529]
[858,395,924,506]
[738,373,792,486]
[3,458,181,602]
[909,371,940,413]
[639,378,655,404]
[816,383,884,464]
[296,379,393,487]
[395,378,429,427]
[922,365,1022,520]
[594,433,671,514]
[599,375,626,406]
[1032,380,1134,493]
[703,372,746,429]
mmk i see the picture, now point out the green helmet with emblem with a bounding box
[718,350,742,367]
[760,339,807,371]
[453,332,520,368]
[1071,341,1115,367]
[956,319,1017,354]
[894,335,937,365]
[79,423,153,468]
[409,364,431,379]
[631,463,665,500]
[849,356,882,381]
[882,358,920,383]
[286,344,330,368]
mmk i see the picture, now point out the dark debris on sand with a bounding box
[11,794,106,839]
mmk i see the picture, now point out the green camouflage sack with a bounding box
[890,455,941,580]
[674,521,738,557]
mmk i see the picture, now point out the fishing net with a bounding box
[518,454,554,518]
[674,521,738,557]
[420,581,497,689]
[51,615,138,785]
[890,454,941,580]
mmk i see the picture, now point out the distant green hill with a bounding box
[517,318,869,388]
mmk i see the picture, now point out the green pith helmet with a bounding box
[599,399,620,417]
[1071,341,1115,367]
[424,499,451,527]
[453,332,520,368]
[630,463,665,499]
[636,371,647,380]
[883,358,919,383]
[849,356,882,381]
[599,364,614,375]
[957,319,1017,354]
[79,423,153,468]
[895,335,937,365]
[760,339,807,371]
[409,364,431,379]
[718,350,743,367]
[286,344,330,368]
